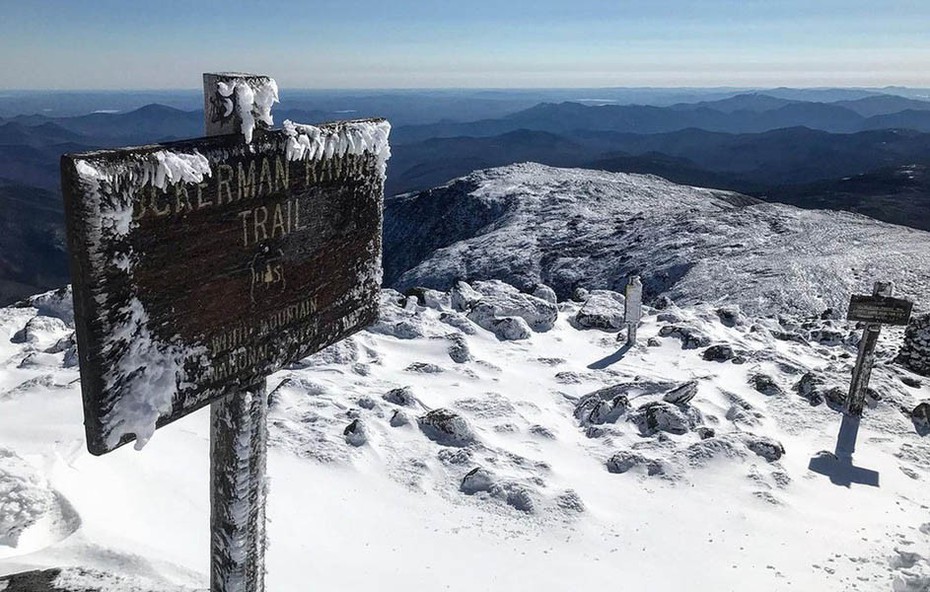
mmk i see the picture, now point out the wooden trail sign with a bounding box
[847,294,913,326]
[61,77,390,455]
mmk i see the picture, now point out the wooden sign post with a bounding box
[835,281,913,459]
[61,72,390,591]
[624,275,643,346]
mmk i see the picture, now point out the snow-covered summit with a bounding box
[2,280,930,591]
[385,163,930,317]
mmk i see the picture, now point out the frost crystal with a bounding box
[282,119,392,177]
[217,77,280,143]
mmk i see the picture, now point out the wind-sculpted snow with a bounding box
[3,283,930,590]
[386,163,930,317]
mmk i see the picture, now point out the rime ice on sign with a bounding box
[62,116,391,454]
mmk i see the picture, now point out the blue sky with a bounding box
[1,0,928,89]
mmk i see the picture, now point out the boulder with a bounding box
[532,284,558,304]
[658,324,712,349]
[389,410,410,427]
[750,374,783,396]
[633,401,691,435]
[794,372,827,406]
[663,381,698,405]
[447,333,472,363]
[383,386,418,407]
[742,435,786,462]
[912,402,930,435]
[467,280,558,332]
[418,409,476,447]
[574,384,631,425]
[343,419,368,447]
[715,306,745,328]
[606,451,666,476]
[574,292,626,331]
[484,316,532,341]
[460,467,496,494]
[450,280,484,312]
[702,344,736,362]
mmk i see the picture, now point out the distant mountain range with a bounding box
[1,89,930,305]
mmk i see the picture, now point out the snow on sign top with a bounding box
[61,119,391,455]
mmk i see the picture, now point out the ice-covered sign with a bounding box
[62,119,391,455]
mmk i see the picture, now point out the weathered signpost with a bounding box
[61,73,390,591]
[624,275,643,346]
[810,281,913,486]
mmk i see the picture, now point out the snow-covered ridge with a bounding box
[385,163,930,318]
[2,280,930,590]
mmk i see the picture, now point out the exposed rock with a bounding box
[466,280,558,332]
[901,375,923,389]
[606,450,667,476]
[529,424,556,439]
[460,467,496,494]
[405,362,445,374]
[482,316,532,341]
[450,280,483,312]
[633,401,691,435]
[663,381,698,405]
[823,386,848,409]
[702,344,736,362]
[438,448,472,465]
[715,306,745,328]
[696,426,716,440]
[750,374,783,396]
[555,489,585,513]
[574,292,626,331]
[532,284,558,304]
[647,337,662,347]
[896,314,930,377]
[685,437,747,466]
[794,372,827,406]
[438,311,477,335]
[652,295,674,310]
[343,419,368,447]
[574,384,632,425]
[405,286,449,310]
[742,435,786,462]
[357,397,376,410]
[810,328,846,347]
[418,409,476,447]
[447,333,472,363]
[912,402,930,436]
[383,386,418,407]
[572,287,590,302]
[658,324,712,349]
[389,410,409,427]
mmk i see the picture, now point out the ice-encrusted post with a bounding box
[203,72,279,143]
[836,281,892,459]
[210,382,268,592]
[204,72,271,592]
[624,275,643,346]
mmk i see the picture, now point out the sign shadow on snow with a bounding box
[587,342,634,370]
[808,415,880,488]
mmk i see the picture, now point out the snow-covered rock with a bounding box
[897,314,930,377]
[573,291,626,330]
[417,409,476,447]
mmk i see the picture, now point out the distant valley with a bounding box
[1,87,929,305]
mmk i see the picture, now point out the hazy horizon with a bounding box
[3,0,929,90]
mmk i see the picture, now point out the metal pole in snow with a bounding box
[204,72,271,592]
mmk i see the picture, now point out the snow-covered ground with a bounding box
[2,280,929,591]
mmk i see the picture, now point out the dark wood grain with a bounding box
[61,125,385,455]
